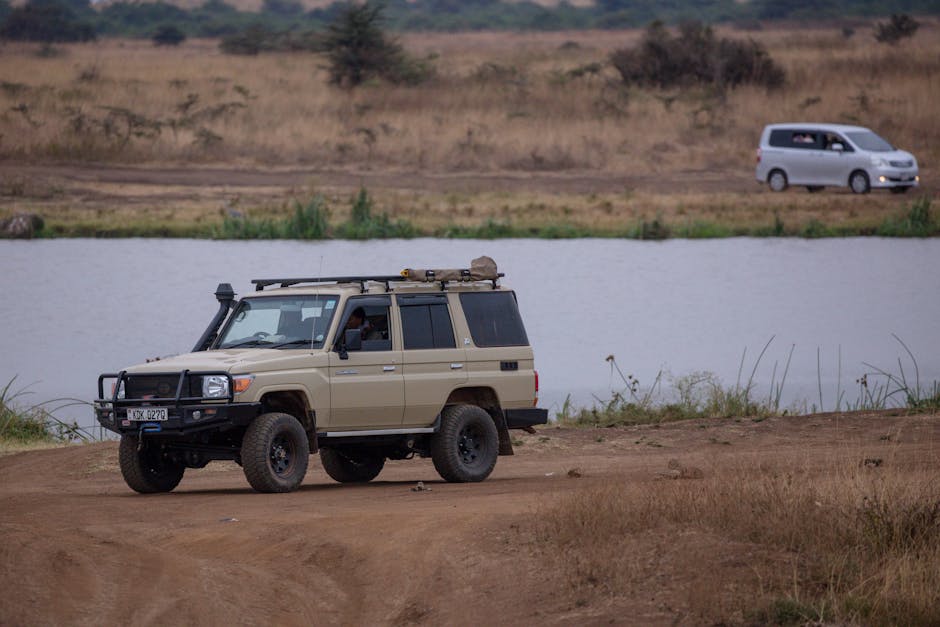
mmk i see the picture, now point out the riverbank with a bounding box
[2,163,937,239]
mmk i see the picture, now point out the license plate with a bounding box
[900,173,912,181]
[127,407,168,421]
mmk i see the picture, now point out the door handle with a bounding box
[383,366,396,372]
[450,363,464,370]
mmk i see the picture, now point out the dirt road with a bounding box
[1,412,937,626]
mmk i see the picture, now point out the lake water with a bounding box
[1,238,938,431]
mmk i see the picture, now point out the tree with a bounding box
[152,23,186,45]
[322,2,426,87]
[0,0,96,42]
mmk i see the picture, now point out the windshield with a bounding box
[845,130,894,152]
[216,295,339,350]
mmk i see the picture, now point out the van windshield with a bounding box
[845,131,893,152]
[216,295,339,349]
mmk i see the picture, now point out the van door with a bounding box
[398,294,467,427]
[817,131,855,186]
[328,295,404,429]
[782,129,823,184]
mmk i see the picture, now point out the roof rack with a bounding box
[251,272,504,293]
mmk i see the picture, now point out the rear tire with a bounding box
[849,170,870,194]
[119,435,185,494]
[431,405,498,483]
[767,169,788,192]
[319,447,385,483]
[241,412,309,493]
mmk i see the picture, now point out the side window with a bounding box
[824,132,852,152]
[340,299,392,352]
[768,129,790,148]
[397,294,456,350]
[459,291,529,348]
[789,131,820,149]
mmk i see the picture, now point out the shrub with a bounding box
[874,14,919,45]
[152,23,185,46]
[610,20,784,90]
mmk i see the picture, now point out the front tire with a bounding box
[849,170,870,194]
[119,435,185,493]
[767,169,788,192]
[431,405,498,483]
[319,447,385,483]
[241,412,309,493]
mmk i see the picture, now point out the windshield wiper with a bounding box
[267,339,314,349]
[220,339,268,349]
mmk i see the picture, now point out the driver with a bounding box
[345,307,381,340]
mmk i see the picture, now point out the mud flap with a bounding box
[492,410,514,456]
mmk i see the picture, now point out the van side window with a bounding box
[459,292,529,347]
[789,131,819,148]
[823,132,853,152]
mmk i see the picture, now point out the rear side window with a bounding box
[769,129,820,149]
[399,300,457,350]
[459,291,529,347]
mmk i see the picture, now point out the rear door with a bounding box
[398,294,467,427]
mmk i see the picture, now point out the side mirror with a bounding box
[831,142,844,152]
[336,328,362,361]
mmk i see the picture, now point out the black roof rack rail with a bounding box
[252,272,505,293]
[253,276,406,292]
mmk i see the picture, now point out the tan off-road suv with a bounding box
[94,257,546,493]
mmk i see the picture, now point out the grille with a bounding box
[890,160,913,168]
[125,374,200,400]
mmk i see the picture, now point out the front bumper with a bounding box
[95,401,262,436]
[871,169,919,188]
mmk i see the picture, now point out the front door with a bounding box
[328,296,404,429]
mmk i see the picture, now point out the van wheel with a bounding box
[767,169,788,192]
[849,171,870,194]
[431,405,498,483]
[806,186,824,193]
[241,412,309,493]
[319,447,385,483]
[119,435,185,493]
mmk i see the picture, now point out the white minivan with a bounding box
[756,123,919,194]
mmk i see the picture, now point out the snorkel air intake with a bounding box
[192,283,236,352]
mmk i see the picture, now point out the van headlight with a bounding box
[870,156,888,167]
[202,375,230,398]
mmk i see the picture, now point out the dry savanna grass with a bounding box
[531,448,940,624]
[1,24,938,174]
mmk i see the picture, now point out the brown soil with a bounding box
[1,411,936,625]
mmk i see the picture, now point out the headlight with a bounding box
[202,375,230,398]
[870,156,888,167]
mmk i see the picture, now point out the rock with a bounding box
[1,213,44,239]
[566,467,583,478]
[862,458,883,468]
[411,481,431,492]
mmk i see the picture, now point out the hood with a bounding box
[123,348,327,375]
